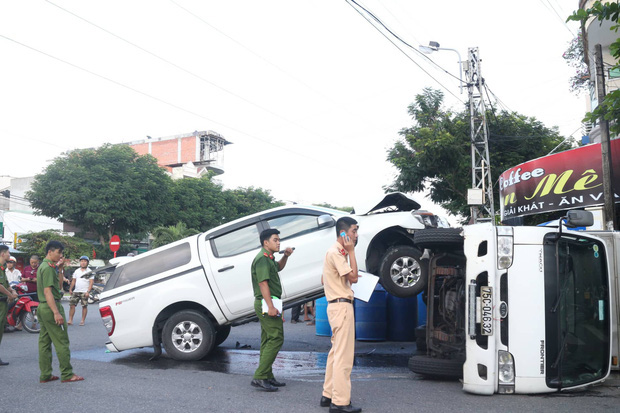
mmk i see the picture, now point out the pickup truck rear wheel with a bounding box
[214,324,232,347]
[408,354,463,379]
[379,246,427,298]
[162,310,216,361]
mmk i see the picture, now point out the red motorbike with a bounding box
[4,282,40,334]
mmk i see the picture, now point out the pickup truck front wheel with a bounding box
[162,310,216,361]
[379,246,427,298]
[408,355,463,379]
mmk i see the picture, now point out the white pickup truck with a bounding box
[410,210,617,395]
[98,193,448,361]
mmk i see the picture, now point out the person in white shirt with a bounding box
[68,256,94,326]
[5,256,22,286]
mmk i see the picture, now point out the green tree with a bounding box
[386,88,568,220]
[19,230,93,260]
[569,1,620,134]
[151,222,200,248]
[313,203,353,213]
[224,187,284,223]
[563,32,591,94]
[26,144,174,247]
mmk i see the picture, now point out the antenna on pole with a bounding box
[465,47,495,224]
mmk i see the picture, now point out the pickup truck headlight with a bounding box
[496,226,513,269]
[498,350,515,394]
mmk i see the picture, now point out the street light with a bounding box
[419,41,464,94]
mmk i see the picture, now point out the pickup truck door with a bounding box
[200,221,266,318]
[263,212,334,300]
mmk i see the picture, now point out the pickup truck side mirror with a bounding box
[318,214,335,229]
[565,210,594,228]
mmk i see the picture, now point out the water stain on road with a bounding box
[72,347,411,381]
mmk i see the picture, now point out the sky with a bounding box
[0,0,584,222]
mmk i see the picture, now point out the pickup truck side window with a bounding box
[110,243,192,289]
[266,214,321,240]
[212,224,261,258]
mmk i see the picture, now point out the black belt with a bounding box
[328,298,352,304]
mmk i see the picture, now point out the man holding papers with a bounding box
[250,228,294,392]
[320,217,362,413]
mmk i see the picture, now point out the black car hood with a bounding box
[354,192,421,215]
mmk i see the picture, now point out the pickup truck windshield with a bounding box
[544,233,610,389]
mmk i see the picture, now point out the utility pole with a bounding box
[465,47,494,223]
[594,44,617,231]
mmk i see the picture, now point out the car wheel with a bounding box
[379,246,427,298]
[408,354,463,379]
[161,310,216,361]
[214,324,232,347]
[20,309,41,334]
[413,228,464,250]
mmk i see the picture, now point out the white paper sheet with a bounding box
[351,271,380,302]
[261,297,283,315]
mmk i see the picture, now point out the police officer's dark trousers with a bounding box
[0,301,7,347]
[38,302,74,381]
[253,300,284,380]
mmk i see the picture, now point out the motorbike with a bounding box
[3,282,40,334]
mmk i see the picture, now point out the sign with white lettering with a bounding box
[499,140,620,221]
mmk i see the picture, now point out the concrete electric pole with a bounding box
[465,47,495,224]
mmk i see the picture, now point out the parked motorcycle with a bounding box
[3,282,40,334]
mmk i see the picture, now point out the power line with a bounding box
[540,0,576,37]
[345,0,465,104]
[44,0,353,155]
[347,0,466,87]
[0,34,344,173]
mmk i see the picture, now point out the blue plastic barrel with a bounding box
[315,296,331,336]
[386,294,418,341]
[417,293,427,327]
[355,284,387,341]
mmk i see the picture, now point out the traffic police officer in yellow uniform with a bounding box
[250,228,293,391]
[37,241,84,383]
[320,217,362,413]
[0,244,18,366]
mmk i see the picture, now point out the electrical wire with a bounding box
[345,0,465,104]
[44,0,355,155]
[347,0,466,87]
[540,0,576,37]
[0,34,344,173]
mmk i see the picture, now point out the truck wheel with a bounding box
[379,246,427,298]
[413,228,464,250]
[415,325,427,352]
[214,324,232,347]
[162,310,216,361]
[408,354,463,379]
[20,310,41,334]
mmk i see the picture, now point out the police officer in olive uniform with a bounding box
[0,244,18,366]
[37,241,84,383]
[250,228,293,392]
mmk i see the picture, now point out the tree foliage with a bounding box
[563,32,591,94]
[19,230,93,260]
[27,144,173,246]
[151,222,200,248]
[569,1,620,134]
[386,88,568,220]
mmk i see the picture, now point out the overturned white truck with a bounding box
[410,211,617,395]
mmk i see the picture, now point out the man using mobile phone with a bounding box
[320,217,362,413]
[250,228,293,392]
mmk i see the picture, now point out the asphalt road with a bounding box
[0,304,619,413]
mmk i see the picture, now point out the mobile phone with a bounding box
[340,231,346,237]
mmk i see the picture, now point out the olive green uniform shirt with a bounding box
[0,265,8,297]
[251,248,282,299]
[37,258,63,303]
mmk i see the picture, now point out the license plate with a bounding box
[480,286,493,336]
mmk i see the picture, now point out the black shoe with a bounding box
[0,359,8,366]
[268,378,286,387]
[329,403,362,413]
[251,379,278,392]
[320,396,332,407]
